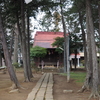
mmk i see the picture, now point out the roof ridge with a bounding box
[36,31,63,35]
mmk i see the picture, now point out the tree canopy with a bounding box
[30,46,47,58]
[1,0,100,98]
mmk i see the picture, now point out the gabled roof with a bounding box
[33,31,64,48]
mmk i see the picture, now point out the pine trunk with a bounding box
[9,32,14,58]
[60,0,70,82]
[0,13,20,88]
[0,51,2,66]
[98,0,100,84]
[78,1,99,98]
[26,11,33,78]
[86,0,99,98]
[98,0,100,38]
[21,0,30,81]
[60,3,67,73]
[74,49,77,69]
[13,26,19,64]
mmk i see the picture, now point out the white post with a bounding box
[57,60,59,69]
[41,60,44,70]
[77,58,80,67]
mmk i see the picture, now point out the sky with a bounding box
[25,0,40,38]
[25,0,62,38]
[30,11,45,38]
[25,0,72,38]
[25,0,32,4]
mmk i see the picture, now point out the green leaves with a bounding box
[52,37,64,54]
[30,46,47,58]
[52,37,64,48]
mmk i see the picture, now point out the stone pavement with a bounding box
[26,73,53,100]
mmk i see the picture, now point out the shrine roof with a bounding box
[33,31,64,48]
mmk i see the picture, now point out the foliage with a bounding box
[52,37,64,53]
[12,62,19,68]
[69,33,83,54]
[30,46,47,58]
[39,11,61,32]
[52,35,83,54]
[52,37,64,48]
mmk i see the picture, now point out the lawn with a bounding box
[60,71,86,85]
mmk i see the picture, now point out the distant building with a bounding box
[33,31,87,68]
[33,31,64,67]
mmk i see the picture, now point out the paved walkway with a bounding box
[26,73,53,100]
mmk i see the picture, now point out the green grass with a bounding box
[60,71,86,85]
[80,66,85,68]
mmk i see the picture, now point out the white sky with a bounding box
[25,0,32,4]
[30,11,45,38]
[26,0,72,38]
[25,0,38,38]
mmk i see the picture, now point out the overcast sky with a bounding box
[25,0,32,4]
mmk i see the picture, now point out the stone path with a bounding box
[26,73,53,100]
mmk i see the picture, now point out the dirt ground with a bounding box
[53,74,98,100]
[0,70,42,100]
[0,69,98,100]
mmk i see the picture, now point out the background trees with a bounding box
[67,0,100,98]
[38,0,100,98]
[0,0,100,98]
[0,11,20,88]
[0,0,59,86]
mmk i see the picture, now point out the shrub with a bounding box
[12,63,19,68]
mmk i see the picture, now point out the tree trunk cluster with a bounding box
[0,0,33,87]
[78,0,100,99]
[0,13,20,88]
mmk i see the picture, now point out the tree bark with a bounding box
[9,32,14,59]
[0,13,20,88]
[98,0,100,38]
[74,49,77,69]
[98,0,100,84]
[0,50,2,66]
[79,0,99,98]
[60,1,67,73]
[60,0,70,82]
[26,10,33,78]
[78,1,99,98]
[21,0,30,81]
[13,25,19,64]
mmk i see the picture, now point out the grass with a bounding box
[60,71,86,85]
[80,66,85,68]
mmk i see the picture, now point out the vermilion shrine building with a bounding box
[33,31,64,67]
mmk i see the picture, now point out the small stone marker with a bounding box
[63,90,74,93]
[9,89,20,93]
